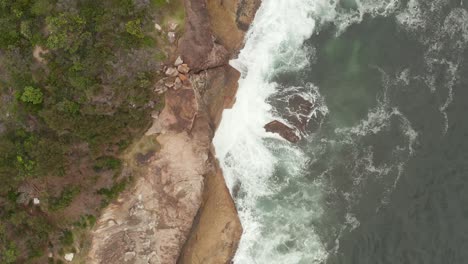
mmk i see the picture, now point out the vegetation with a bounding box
[97,178,130,206]
[49,186,81,211]
[0,0,182,262]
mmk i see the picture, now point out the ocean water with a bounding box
[213,0,468,263]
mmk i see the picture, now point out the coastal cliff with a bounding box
[86,0,260,263]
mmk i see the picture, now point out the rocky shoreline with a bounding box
[86,1,260,263]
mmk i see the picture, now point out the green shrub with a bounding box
[93,156,122,172]
[49,186,80,211]
[97,178,129,203]
[126,19,145,39]
[59,230,74,246]
[20,86,43,105]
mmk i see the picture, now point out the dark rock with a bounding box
[286,95,314,133]
[264,120,300,143]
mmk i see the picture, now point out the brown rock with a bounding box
[264,120,301,143]
[87,1,261,263]
[178,159,242,264]
[179,0,230,72]
[159,86,198,132]
[177,64,190,74]
[178,73,189,83]
[87,84,207,264]
[207,0,262,53]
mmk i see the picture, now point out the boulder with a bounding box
[177,64,190,74]
[264,120,300,143]
[165,67,179,77]
[286,94,315,133]
[154,23,162,31]
[174,56,184,66]
[64,253,74,262]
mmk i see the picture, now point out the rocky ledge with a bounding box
[86,0,260,263]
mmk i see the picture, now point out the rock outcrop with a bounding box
[265,93,325,142]
[87,0,261,263]
[264,120,300,143]
[178,0,230,72]
[87,82,209,264]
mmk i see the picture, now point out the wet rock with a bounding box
[286,94,315,133]
[165,67,179,77]
[177,64,190,74]
[264,120,300,143]
[174,56,184,66]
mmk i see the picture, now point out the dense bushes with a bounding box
[0,0,172,261]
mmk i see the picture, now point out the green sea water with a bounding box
[214,1,468,263]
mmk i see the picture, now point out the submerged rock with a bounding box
[264,120,300,143]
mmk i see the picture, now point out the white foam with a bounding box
[213,0,336,263]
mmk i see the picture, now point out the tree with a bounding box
[20,86,43,105]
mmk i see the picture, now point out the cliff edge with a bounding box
[86,1,260,263]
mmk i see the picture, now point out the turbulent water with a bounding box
[214,0,468,263]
